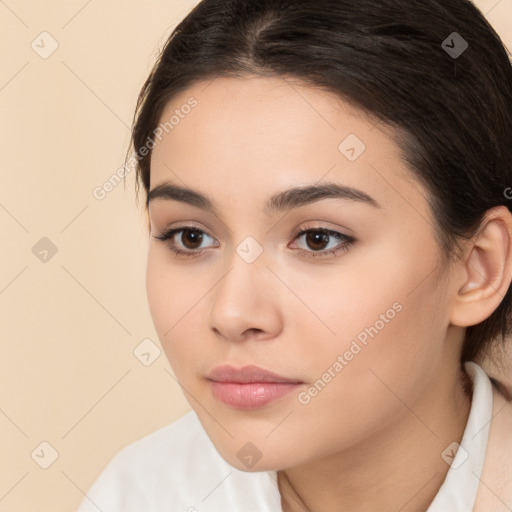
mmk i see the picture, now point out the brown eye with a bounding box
[304,230,331,251]
[290,227,355,259]
[180,229,204,250]
[154,226,217,257]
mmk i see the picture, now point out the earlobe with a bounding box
[450,206,512,327]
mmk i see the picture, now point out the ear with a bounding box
[450,206,512,327]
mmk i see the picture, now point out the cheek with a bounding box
[324,236,447,360]
[146,251,174,332]
[302,263,445,418]
[145,248,206,369]
[274,291,446,469]
[294,242,445,391]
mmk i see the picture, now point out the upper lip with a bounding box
[206,364,303,384]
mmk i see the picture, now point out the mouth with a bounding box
[206,364,304,410]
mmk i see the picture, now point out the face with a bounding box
[146,75,457,471]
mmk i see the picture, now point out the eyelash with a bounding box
[153,224,356,260]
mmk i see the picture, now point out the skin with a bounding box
[145,75,512,512]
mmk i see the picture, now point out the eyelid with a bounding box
[290,221,353,239]
[153,224,218,247]
[152,220,214,241]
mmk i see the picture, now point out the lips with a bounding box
[206,364,304,410]
[207,364,303,384]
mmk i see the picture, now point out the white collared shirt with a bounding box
[76,361,492,512]
[427,361,493,511]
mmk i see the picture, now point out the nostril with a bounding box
[242,328,266,339]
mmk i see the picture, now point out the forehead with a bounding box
[148,75,423,216]
[152,76,393,161]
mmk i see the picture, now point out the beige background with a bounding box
[0,1,511,511]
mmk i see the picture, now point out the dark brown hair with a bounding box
[127,0,512,363]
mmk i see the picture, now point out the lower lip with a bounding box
[209,381,302,410]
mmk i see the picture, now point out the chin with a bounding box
[209,436,298,472]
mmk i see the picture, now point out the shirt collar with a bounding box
[426,361,493,511]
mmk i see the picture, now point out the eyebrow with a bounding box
[147,181,380,214]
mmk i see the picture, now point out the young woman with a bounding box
[77,0,512,510]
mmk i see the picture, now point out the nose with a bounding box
[208,255,283,343]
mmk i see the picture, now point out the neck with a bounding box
[278,362,472,512]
